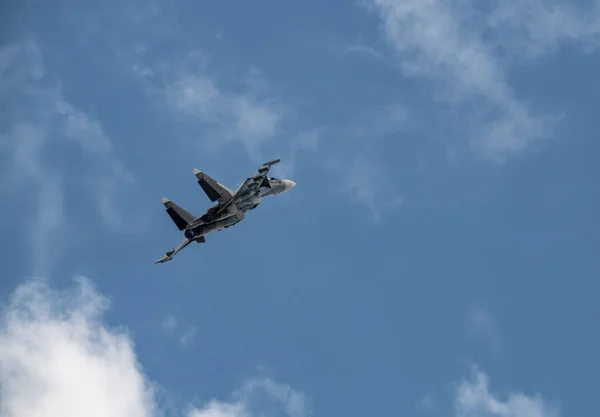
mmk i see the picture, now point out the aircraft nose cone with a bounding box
[284,180,296,190]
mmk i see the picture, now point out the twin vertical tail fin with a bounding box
[161,197,196,231]
[156,198,204,264]
[193,168,233,203]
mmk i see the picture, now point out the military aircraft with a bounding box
[155,159,295,264]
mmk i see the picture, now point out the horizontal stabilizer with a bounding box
[155,251,174,264]
[155,238,193,264]
[162,197,196,231]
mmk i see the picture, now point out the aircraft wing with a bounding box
[155,235,206,264]
[232,159,281,200]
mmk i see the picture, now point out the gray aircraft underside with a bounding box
[155,159,296,264]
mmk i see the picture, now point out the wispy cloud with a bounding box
[0,42,64,276]
[160,314,178,332]
[323,104,408,221]
[159,315,199,349]
[231,376,310,417]
[0,38,44,100]
[132,54,285,159]
[418,396,435,413]
[1,124,63,277]
[54,100,140,230]
[487,0,600,57]
[1,37,148,275]
[341,43,386,61]
[179,326,198,348]
[188,375,310,417]
[0,276,311,417]
[469,307,503,356]
[366,0,600,161]
[455,367,559,417]
[332,153,404,222]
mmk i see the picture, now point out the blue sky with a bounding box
[1,0,599,416]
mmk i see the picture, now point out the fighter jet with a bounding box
[155,159,296,264]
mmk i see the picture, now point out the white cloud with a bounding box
[189,402,247,417]
[0,38,43,101]
[0,277,158,417]
[366,0,599,161]
[329,152,404,222]
[191,376,309,417]
[133,55,283,156]
[160,315,178,332]
[342,43,386,61]
[231,96,280,143]
[455,368,559,417]
[487,0,600,58]
[2,125,45,181]
[56,100,115,154]
[0,277,310,417]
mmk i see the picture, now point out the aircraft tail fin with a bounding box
[161,197,196,231]
[193,168,233,203]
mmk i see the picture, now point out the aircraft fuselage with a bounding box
[183,178,294,240]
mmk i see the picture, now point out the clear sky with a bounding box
[1,1,599,416]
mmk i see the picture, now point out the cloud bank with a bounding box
[0,277,310,417]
